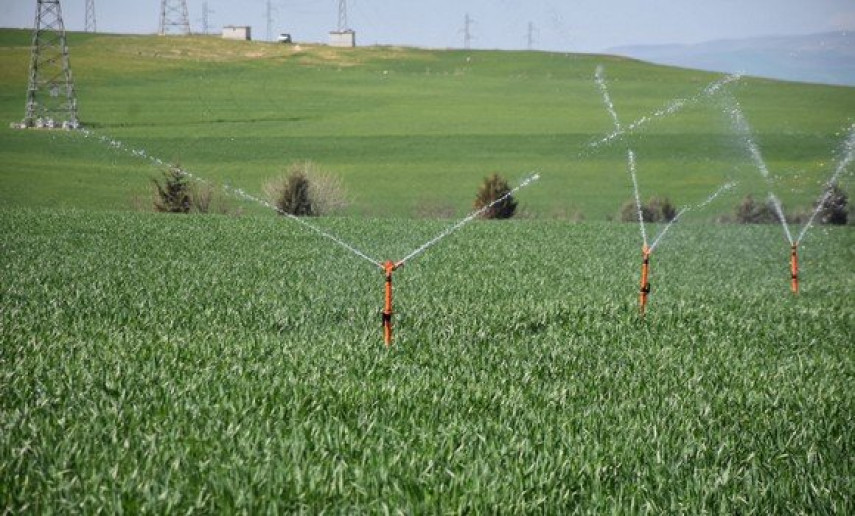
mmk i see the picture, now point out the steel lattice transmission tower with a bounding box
[463,13,474,50]
[265,0,275,41]
[200,1,215,35]
[527,22,537,50]
[84,0,96,32]
[337,0,348,31]
[20,0,78,129]
[159,0,191,36]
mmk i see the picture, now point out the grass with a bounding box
[1,208,853,511]
[0,30,853,218]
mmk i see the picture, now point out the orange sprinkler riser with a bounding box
[383,260,396,346]
[790,243,799,295]
[640,246,651,316]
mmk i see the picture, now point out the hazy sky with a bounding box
[2,0,854,52]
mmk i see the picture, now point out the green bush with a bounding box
[152,167,191,213]
[618,196,675,223]
[474,173,517,219]
[264,162,349,217]
[151,167,233,215]
[647,196,677,222]
[818,183,848,225]
[735,194,778,224]
[277,171,314,216]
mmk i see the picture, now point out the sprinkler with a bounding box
[640,245,651,316]
[76,124,540,346]
[790,243,799,295]
[382,260,401,346]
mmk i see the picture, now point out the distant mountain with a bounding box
[608,31,855,87]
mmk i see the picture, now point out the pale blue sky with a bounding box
[2,0,854,51]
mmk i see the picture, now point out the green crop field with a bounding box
[0,29,853,219]
[1,28,854,512]
[1,208,853,512]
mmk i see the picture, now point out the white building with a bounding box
[329,30,356,48]
[222,26,251,41]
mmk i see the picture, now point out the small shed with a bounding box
[329,30,356,48]
[222,26,251,41]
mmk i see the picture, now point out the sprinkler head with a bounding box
[384,260,397,275]
[790,243,800,295]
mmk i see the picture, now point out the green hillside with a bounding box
[0,29,854,219]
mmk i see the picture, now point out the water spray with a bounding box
[590,72,741,149]
[726,97,795,245]
[382,173,540,344]
[796,122,855,244]
[395,173,541,266]
[649,182,736,252]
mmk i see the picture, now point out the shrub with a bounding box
[282,172,314,216]
[190,182,236,215]
[152,166,191,213]
[818,183,848,225]
[619,199,654,223]
[151,167,235,215]
[264,161,349,217]
[735,194,778,224]
[474,173,517,219]
[647,196,677,222]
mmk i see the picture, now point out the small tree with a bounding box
[152,166,191,213]
[818,183,848,225]
[474,173,517,219]
[277,171,314,216]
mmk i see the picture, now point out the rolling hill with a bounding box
[0,29,853,220]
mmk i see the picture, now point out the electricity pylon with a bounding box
[337,0,348,32]
[463,13,474,49]
[20,0,78,129]
[159,0,191,36]
[84,0,96,32]
[200,1,214,35]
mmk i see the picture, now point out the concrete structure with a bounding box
[222,26,251,41]
[329,30,356,48]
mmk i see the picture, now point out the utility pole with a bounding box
[338,0,348,32]
[84,0,95,32]
[200,1,214,35]
[159,0,191,36]
[19,0,78,129]
[463,13,473,50]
